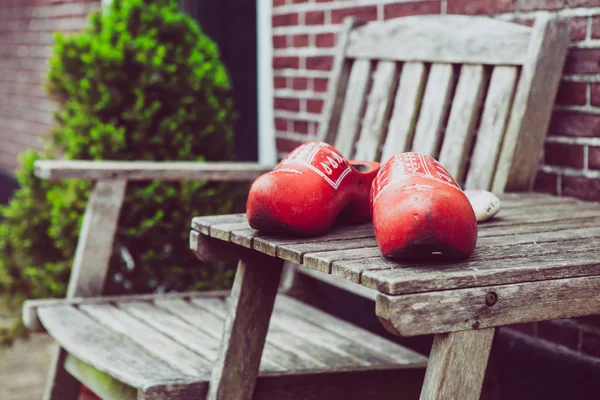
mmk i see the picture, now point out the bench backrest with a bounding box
[318,15,569,192]
[288,14,570,298]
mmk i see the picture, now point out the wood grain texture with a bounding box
[378,274,600,336]
[139,381,207,400]
[34,160,272,181]
[333,59,371,158]
[79,304,212,377]
[411,63,456,157]
[198,297,370,371]
[161,298,321,372]
[418,329,494,400]
[275,295,427,367]
[191,214,247,235]
[360,249,600,296]
[44,180,127,400]
[37,306,187,389]
[381,62,427,162]
[346,15,531,65]
[493,15,570,192]
[68,180,126,298]
[207,257,284,400]
[318,17,364,144]
[23,290,228,332]
[189,230,256,263]
[116,301,241,369]
[355,61,399,161]
[464,66,518,191]
[438,65,488,181]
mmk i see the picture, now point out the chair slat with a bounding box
[79,304,212,377]
[411,63,457,157]
[355,61,398,161]
[381,62,427,162]
[346,15,531,65]
[465,66,518,190]
[333,59,371,158]
[438,65,488,182]
[493,16,570,191]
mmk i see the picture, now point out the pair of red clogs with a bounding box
[247,141,477,260]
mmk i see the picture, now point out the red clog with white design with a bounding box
[247,141,380,236]
[371,153,477,259]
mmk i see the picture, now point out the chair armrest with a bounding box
[34,160,275,182]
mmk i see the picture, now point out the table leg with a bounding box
[420,328,495,400]
[207,255,284,400]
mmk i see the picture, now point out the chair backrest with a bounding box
[317,14,569,192]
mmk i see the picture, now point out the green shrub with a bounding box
[0,0,246,344]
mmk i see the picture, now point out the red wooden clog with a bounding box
[371,153,477,260]
[247,141,380,236]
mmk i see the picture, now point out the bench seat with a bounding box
[24,291,427,399]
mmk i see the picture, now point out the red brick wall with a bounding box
[272,0,600,360]
[271,0,600,201]
[0,0,101,173]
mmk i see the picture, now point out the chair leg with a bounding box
[43,345,81,400]
[420,328,495,400]
[207,255,284,400]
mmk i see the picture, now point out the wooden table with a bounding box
[190,192,600,399]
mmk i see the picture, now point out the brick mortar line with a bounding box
[274,110,322,121]
[274,89,328,99]
[554,105,600,115]
[274,69,331,78]
[272,0,430,15]
[273,47,335,57]
[546,136,600,146]
[275,131,317,142]
[540,164,600,178]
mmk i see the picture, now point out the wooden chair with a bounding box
[23,14,569,400]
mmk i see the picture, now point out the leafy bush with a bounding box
[0,0,246,344]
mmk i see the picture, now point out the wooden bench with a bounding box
[23,14,570,400]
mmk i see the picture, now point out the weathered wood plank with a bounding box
[296,267,379,301]
[157,298,318,372]
[69,180,127,298]
[194,297,367,371]
[63,355,137,400]
[438,64,488,181]
[210,221,252,241]
[360,250,600,296]
[464,66,518,191]
[139,381,208,400]
[189,231,256,263]
[79,304,212,377]
[277,237,378,264]
[354,61,399,161]
[34,160,272,182]
[207,256,284,400]
[478,216,600,238]
[411,63,456,157]
[191,214,247,236]
[252,223,374,257]
[381,62,427,162]
[493,15,570,191]
[117,301,262,370]
[378,274,600,336]
[37,306,187,389]
[275,296,427,367]
[23,290,228,332]
[45,179,127,400]
[318,17,364,144]
[333,59,371,158]
[346,15,531,65]
[418,329,494,399]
